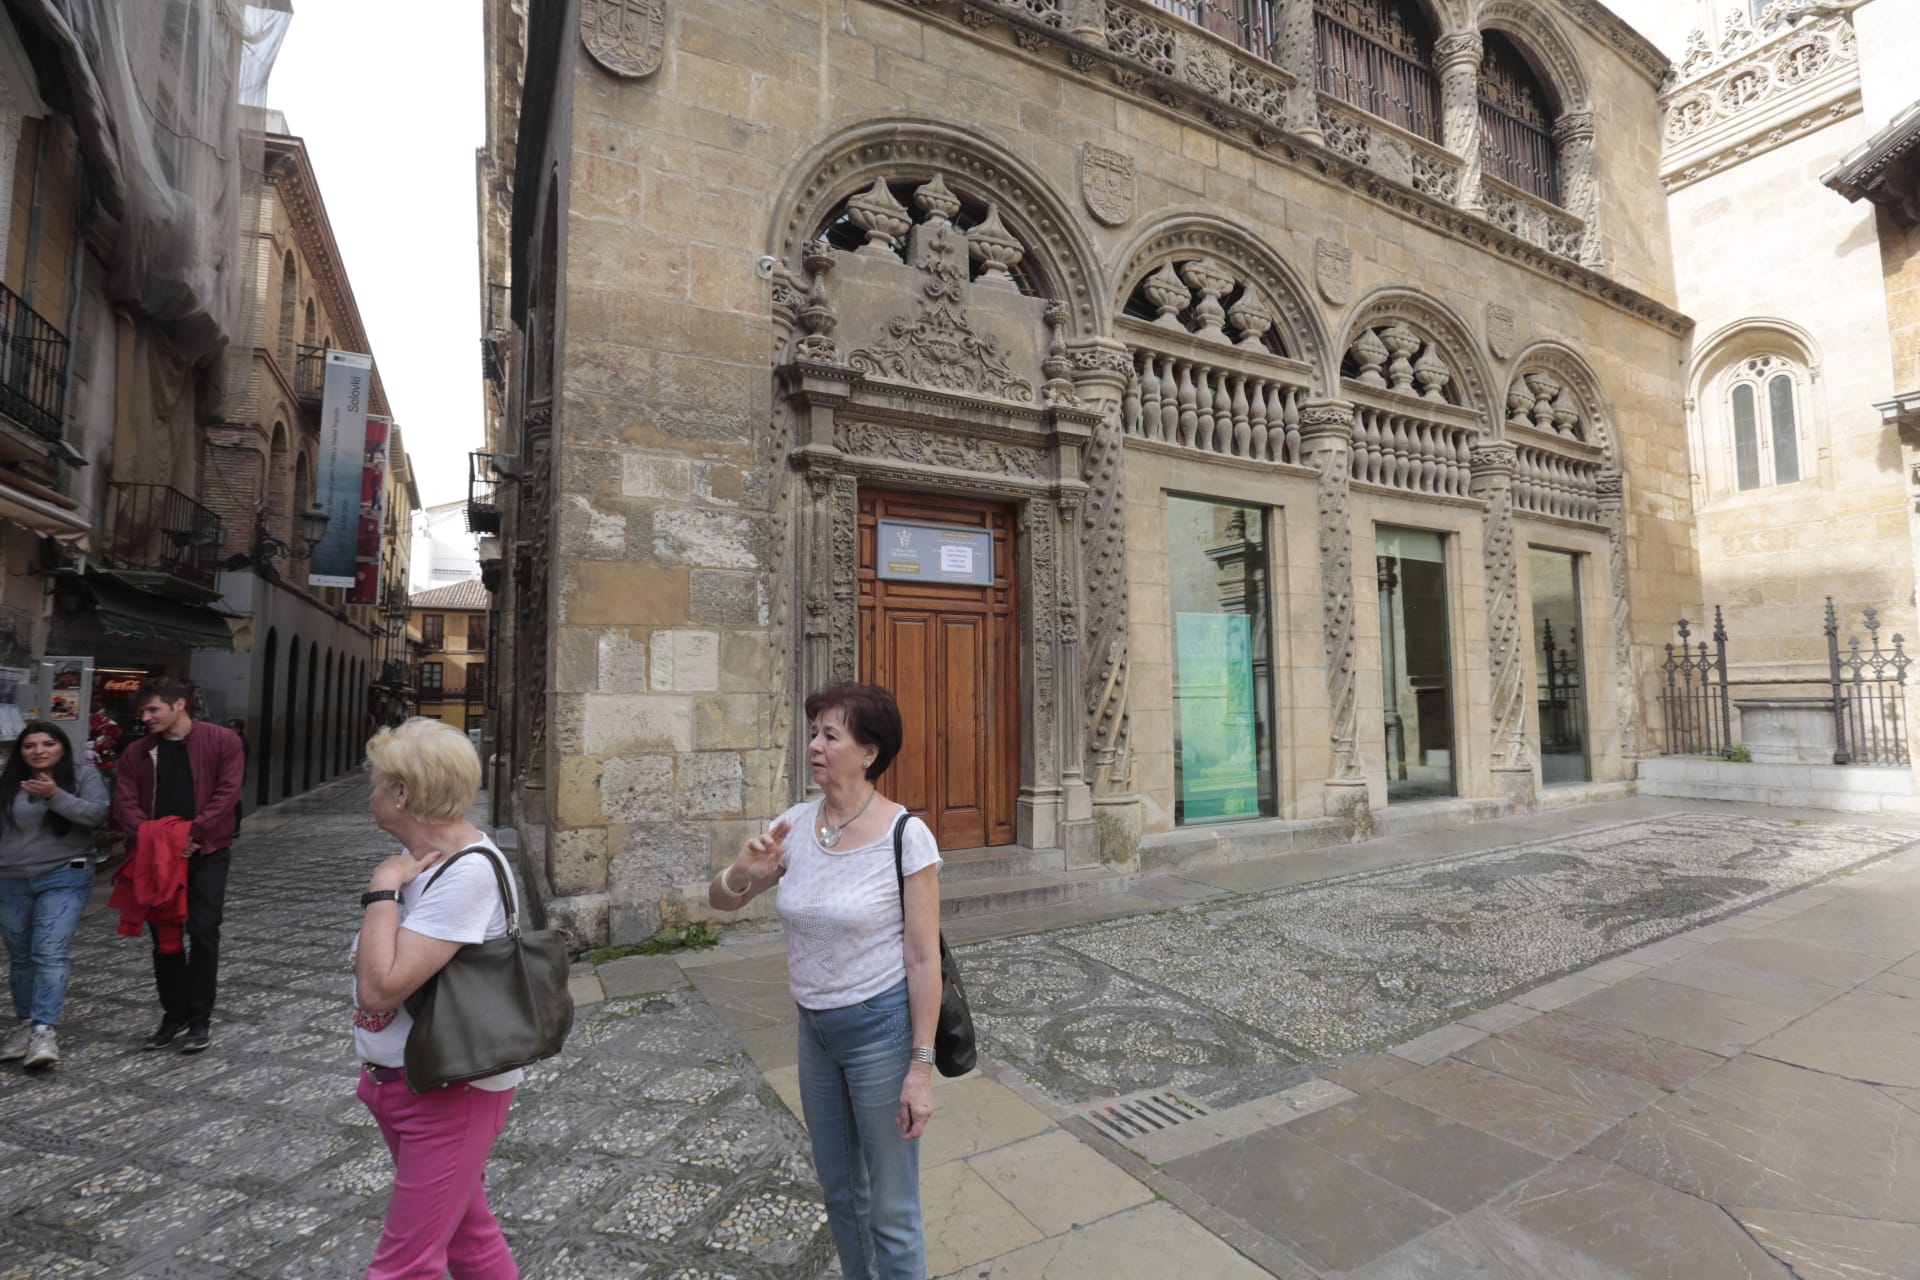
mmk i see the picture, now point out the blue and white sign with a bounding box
[875,520,994,586]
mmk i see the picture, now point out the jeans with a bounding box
[358,1075,518,1280]
[797,978,925,1280]
[151,847,229,1027]
[0,861,94,1027]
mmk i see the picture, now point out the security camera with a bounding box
[754,255,776,280]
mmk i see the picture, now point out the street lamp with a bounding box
[224,504,331,572]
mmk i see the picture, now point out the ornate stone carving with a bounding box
[847,261,1036,402]
[828,474,859,682]
[1142,263,1191,329]
[1080,144,1135,226]
[846,177,911,259]
[579,0,665,78]
[1179,258,1235,343]
[1298,401,1362,784]
[1072,338,1134,801]
[1024,500,1058,770]
[1486,302,1516,359]
[1343,296,1489,413]
[1470,443,1529,776]
[1596,472,1641,759]
[1348,328,1388,389]
[1178,32,1231,96]
[1227,290,1273,351]
[1315,239,1352,305]
[1103,1,1177,76]
[795,241,839,363]
[517,399,555,786]
[836,421,1047,479]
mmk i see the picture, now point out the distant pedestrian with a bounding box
[0,722,110,1069]
[111,679,244,1055]
[710,682,942,1280]
[352,717,521,1280]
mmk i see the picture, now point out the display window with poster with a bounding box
[87,667,157,781]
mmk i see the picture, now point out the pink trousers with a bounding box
[357,1074,519,1280]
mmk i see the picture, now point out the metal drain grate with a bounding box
[1076,1090,1210,1143]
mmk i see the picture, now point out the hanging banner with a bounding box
[310,349,376,587]
[351,415,392,605]
[1175,613,1259,821]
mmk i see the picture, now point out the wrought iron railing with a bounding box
[1479,100,1559,204]
[294,344,326,402]
[1537,618,1585,755]
[1315,12,1439,142]
[0,281,70,441]
[1145,0,1277,58]
[1660,610,1732,757]
[102,483,226,593]
[1827,600,1910,766]
[467,451,503,534]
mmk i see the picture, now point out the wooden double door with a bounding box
[857,489,1019,850]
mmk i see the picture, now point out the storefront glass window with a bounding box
[1168,496,1275,825]
[1530,546,1590,784]
[1377,526,1455,803]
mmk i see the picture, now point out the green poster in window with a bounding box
[1176,612,1259,820]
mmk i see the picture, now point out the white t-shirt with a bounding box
[775,801,941,1011]
[351,837,525,1090]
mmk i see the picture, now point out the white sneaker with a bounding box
[22,1025,57,1068]
[0,1021,27,1061]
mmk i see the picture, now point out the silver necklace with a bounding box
[817,788,877,849]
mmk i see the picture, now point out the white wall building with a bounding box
[411,499,482,592]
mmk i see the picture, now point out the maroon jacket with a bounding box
[111,719,246,854]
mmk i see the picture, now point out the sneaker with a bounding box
[180,1025,212,1054]
[22,1025,57,1069]
[143,1017,188,1050]
[0,1021,28,1061]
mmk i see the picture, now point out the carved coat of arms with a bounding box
[1485,303,1516,360]
[1315,239,1352,305]
[580,0,665,79]
[1081,145,1135,227]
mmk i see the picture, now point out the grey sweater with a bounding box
[0,765,110,878]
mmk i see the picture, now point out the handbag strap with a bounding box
[891,810,910,919]
[421,843,521,940]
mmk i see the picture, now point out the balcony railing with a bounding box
[294,344,326,404]
[1145,0,1276,57]
[0,282,71,441]
[467,451,503,534]
[102,483,226,595]
[1315,11,1440,143]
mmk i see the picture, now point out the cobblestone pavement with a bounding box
[0,783,835,1280]
[960,811,1918,1108]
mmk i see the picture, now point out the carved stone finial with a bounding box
[913,174,961,227]
[579,0,665,79]
[966,204,1024,290]
[1523,372,1561,431]
[1507,381,1534,429]
[1227,289,1273,352]
[1179,258,1235,343]
[1349,328,1388,388]
[1379,325,1421,393]
[1042,300,1077,406]
[1142,264,1191,330]
[795,240,838,363]
[846,177,911,260]
[1413,344,1450,404]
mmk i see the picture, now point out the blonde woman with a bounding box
[352,718,520,1280]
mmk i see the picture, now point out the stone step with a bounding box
[938,844,1067,883]
[937,864,1137,920]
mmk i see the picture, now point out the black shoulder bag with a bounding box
[892,814,977,1077]
[403,844,575,1093]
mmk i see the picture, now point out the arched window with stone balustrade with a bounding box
[1314,0,1443,142]
[1337,302,1485,499]
[1478,31,1559,204]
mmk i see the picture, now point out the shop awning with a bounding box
[0,478,89,545]
[79,575,235,650]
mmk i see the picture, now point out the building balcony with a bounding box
[100,482,226,601]
[294,343,326,406]
[0,281,71,445]
[467,451,506,534]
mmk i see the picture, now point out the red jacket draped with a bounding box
[108,815,192,942]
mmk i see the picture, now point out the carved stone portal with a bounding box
[579,0,665,79]
[1081,145,1136,226]
[1316,239,1353,305]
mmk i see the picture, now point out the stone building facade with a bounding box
[486,0,1699,944]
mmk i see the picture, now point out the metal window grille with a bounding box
[0,281,71,441]
[1314,8,1439,141]
[1145,0,1277,58]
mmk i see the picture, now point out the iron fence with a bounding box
[1659,608,1732,757]
[102,483,226,593]
[294,344,326,402]
[0,281,70,441]
[1537,619,1585,755]
[1827,599,1911,766]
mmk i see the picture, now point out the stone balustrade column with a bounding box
[1435,31,1484,213]
[1277,0,1323,144]
[1298,399,1369,821]
[1554,111,1603,268]
[1471,442,1535,808]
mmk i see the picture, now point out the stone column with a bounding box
[1070,337,1140,868]
[1065,0,1106,45]
[1016,497,1062,851]
[1298,400,1370,822]
[1597,472,1642,760]
[1471,442,1535,808]
[1554,111,1603,268]
[1435,31,1484,213]
[1277,0,1323,144]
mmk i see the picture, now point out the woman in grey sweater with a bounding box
[0,721,110,1068]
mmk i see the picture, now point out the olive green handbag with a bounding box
[403,845,575,1093]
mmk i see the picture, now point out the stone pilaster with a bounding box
[1597,472,1642,759]
[1298,399,1369,821]
[1554,111,1603,269]
[1436,31,1484,213]
[1471,442,1535,807]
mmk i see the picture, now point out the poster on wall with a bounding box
[33,656,93,733]
[351,415,392,606]
[311,349,377,588]
[1175,613,1259,821]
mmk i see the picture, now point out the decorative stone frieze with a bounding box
[579,0,666,78]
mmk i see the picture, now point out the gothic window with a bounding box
[1314,0,1441,142]
[1478,32,1559,204]
[1726,355,1803,490]
[302,297,317,348]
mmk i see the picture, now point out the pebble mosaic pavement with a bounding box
[0,786,837,1279]
[959,812,1919,1108]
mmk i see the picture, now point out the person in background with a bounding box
[111,680,244,1054]
[0,722,111,1068]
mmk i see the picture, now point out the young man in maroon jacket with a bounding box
[111,679,245,1054]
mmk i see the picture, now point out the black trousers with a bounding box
[149,847,230,1026]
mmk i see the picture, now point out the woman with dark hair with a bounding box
[708,682,942,1279]
[0,722,110,1068]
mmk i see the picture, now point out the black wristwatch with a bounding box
[360,890,400,908]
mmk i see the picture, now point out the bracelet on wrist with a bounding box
[719,865,751,898]
[909,1045,935,1065]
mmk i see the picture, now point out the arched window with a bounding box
[1726,355,1803,491]
[302,298,317,348]
[1478,32,1559,204]
[278,252,298,363]
[267,422,291,538]
[1314,0,1441,142]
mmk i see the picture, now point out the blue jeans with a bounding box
[797,978,924,1280]
[0,861,93,1027]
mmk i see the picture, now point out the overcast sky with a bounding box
[267,2,486,509]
